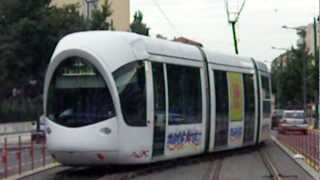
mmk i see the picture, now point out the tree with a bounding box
[271,30,316,109]
[0,0,113,122]
[0,0,113,96]
[90,0,113,30]
[130,11,150,36]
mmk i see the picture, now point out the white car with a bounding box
[278,110,308,134]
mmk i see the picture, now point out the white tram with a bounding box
[43,31,271,165]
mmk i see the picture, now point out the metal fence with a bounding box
[0,135,53,179]
[277,130,320,172]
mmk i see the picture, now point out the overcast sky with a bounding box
[130,0,318,64]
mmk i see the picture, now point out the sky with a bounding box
[130,0,319,64]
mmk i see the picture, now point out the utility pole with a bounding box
[314,17,319,129]
[303,42,307,121]
[271,46,287,108]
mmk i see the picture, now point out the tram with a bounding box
[43,31,271,165]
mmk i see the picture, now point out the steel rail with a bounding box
[259,149,282,180]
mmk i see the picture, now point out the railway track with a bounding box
[258,148,298,180]
[20,142,308,180]
[259,149,283,180]
[20,145,260,180]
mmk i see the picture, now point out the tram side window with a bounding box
[214,70,229,147]
[261,76,271,100]
[261,76,271,119]
[167,64,202,125]
[152,63,166,127]
[113,61,146,126]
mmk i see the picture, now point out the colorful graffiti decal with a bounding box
[167,130,202,151]
[228,72,244,122]
[130,149,149,159]
[229,127,242,145]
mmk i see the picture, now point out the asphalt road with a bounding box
[20,139,314,180]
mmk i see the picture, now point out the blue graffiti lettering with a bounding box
[167,129,202,151]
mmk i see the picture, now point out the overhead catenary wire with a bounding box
[150,0,180,37]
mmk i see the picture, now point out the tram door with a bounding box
[152,63,166,157]
[243,74,256,145]
[213,70,229,150]
[259,73,272,141]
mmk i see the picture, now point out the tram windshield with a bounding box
[46,57,115,127]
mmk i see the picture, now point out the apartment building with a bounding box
[51,0,130,31]
[304,23,320,55]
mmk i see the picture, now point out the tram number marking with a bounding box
[167,130,202,151]
[130,149,150,159]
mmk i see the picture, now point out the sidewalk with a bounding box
[274,130,319,174]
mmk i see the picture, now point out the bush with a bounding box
[0,96,42,123]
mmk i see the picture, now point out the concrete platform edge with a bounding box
[271,135,319,180]
[7,162,60,180]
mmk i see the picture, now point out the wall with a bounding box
[51,0,130,31]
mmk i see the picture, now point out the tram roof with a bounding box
[51,31,261,72]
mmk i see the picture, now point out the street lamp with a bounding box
[281,25,305,31]
[271,46,287,51]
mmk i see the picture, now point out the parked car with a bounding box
[278,110,308,135]
[271,109,284,129]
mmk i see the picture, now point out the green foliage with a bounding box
[0,0,112,122]
[271,30,316,109]
[90,0,113,30]
[130,10,149,36]
[0,96,42,122]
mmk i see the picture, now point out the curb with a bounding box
[271,136,320,180]
[6,162,60,180]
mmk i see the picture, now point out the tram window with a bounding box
[261,76,271,100]
[263,101,271,119]
[152,63,166,126]
[167,64,202,125]
[113,61,146,126]
[214,70,229,147]
[46,57,115,128]
[243,74,255,143]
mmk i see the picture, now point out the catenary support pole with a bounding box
[231,21,239,54]
[314,17,319,129]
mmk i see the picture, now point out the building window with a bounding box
[83,0,98,19]
[113,61,146,126]
[167,64,202,125]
